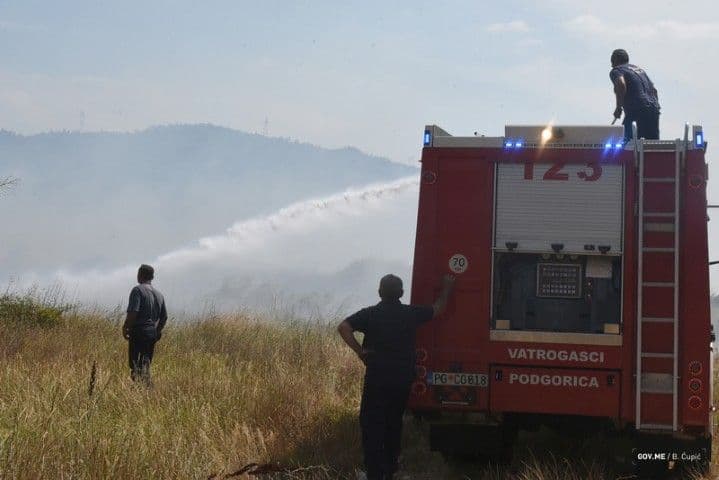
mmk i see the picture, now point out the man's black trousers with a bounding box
[128,328,157,382]
[623,108,660,141]
[359,372,412,480]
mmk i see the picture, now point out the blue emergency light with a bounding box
[423,131,431,146]
[603,140,623,150]
[696,132,704,147]
[504,139,524,148]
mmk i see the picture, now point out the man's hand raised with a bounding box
[441,274,456,291]
[433,274,456,317]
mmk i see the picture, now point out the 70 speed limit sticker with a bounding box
[449,254,468,274]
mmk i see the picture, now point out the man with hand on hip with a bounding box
[338,273,455,480]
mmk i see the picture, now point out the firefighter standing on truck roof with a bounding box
[610,48,660,141]
[338,274,455,480]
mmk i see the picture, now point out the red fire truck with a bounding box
[409,124,713,474]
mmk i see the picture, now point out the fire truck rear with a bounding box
[408,124,713,474]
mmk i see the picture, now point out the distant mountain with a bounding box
[0,124,416,277]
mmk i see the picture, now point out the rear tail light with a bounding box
[689,378,702,393]
[416,348,428,363]
[689,361,702,376]
[688,396,702,410]
[412,382,427,396]
[415,365,427,380]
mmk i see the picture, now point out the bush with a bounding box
[0,292,73,327]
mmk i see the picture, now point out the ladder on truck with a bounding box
[635,123,689,431]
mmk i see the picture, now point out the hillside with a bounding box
[0,125,416,277]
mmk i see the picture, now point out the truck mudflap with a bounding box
[489,366,620,417]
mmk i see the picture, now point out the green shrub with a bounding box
[0,292,73,327]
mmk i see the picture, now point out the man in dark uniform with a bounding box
[122,264,168,383]
[610,48,661,141]
[338,273,455,480]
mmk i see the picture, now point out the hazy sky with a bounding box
[3,1,719,298]
[1,1,717,164]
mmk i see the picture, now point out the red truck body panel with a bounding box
[409,132,712,438]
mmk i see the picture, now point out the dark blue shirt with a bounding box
[610,63,660,116]
[346,300,434,382]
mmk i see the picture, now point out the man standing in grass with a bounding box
[338,273,455,480]
[122,264,167,383]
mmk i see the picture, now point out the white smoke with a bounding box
[21,176,421,316]
[158,176,418,267]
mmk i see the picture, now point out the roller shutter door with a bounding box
[494,163,624,254]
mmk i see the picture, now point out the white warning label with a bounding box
[449,254,468,274]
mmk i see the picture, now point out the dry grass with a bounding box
[0,307,364,479]
[0,300,716,479]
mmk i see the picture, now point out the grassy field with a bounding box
[0,294,715,479]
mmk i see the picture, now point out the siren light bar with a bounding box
[502,139,625,150]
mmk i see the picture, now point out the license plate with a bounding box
[429,372,488,387]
